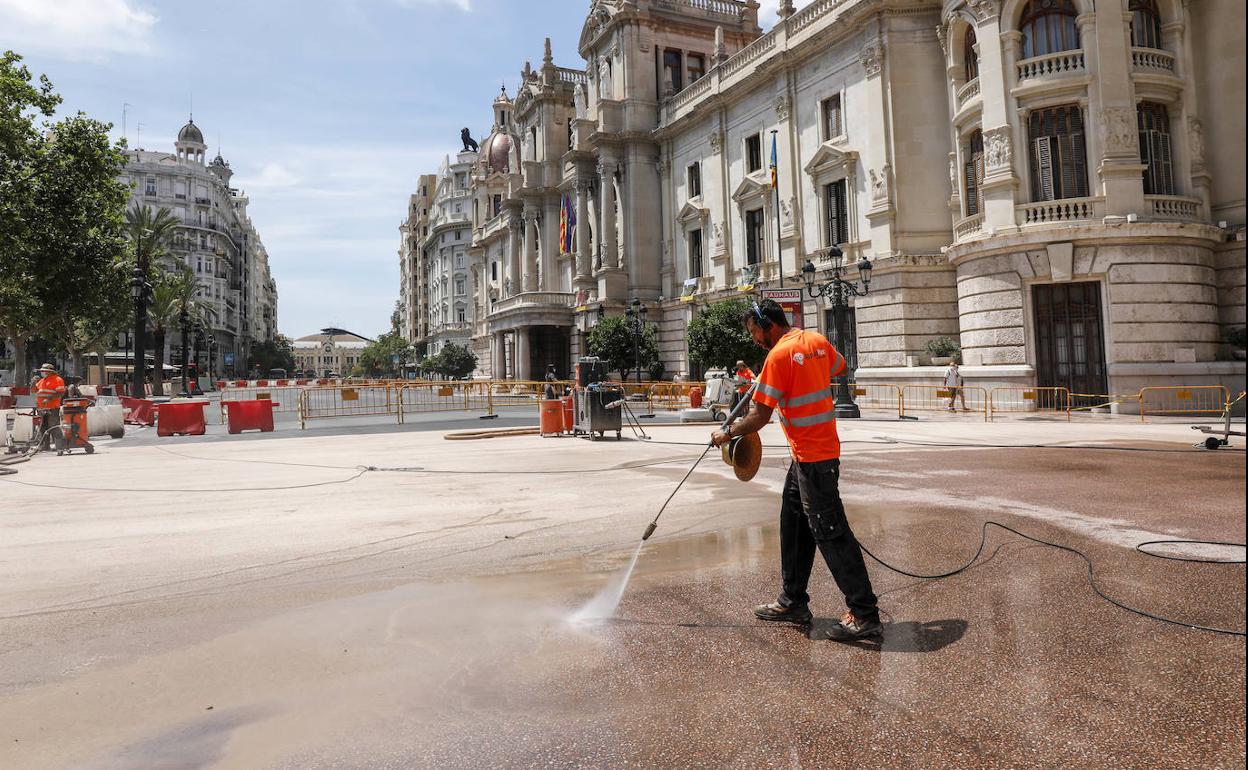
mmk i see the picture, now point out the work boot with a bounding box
[753,601,812,625]
[825,611,883,641]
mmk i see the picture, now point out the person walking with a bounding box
[944,360,967,412]
[33,363,67,452]
[731,359,755,412]
[711,300,882,641]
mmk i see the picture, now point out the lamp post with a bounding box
[193,327,204,393]
[178,306,191,397]
[624,297,649,384]
[800,246,873,419]
[207,334,216,385]
[130,253,150,399]
[122,330,131,385]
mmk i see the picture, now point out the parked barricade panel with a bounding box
[851,383,904,418]
[220,386,305,423]
[1139,386,1231,422]
[901,385,989,421]
[989,387,1070,421]
[298,385,399,428]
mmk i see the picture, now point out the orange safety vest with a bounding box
[35,373,66,410]
[751,329,847,462]
[735,366,755,395]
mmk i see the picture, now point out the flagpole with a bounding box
[770,130,784,288]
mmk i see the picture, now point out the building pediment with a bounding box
[731,175,769,204]
[676,200,709,225]
[804,143,858,177]
[580,1,618,51]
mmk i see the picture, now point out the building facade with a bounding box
[122,119,279,376]
[292,330,372,376]
[405,0,1245,394]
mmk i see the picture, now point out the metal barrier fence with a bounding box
[988,387,1070,421]
[1139,385,1231,422]
[901,384,989,421]
[487,380,574,410]
[298,384,399,428]
[1068,392,1138,414]
[219,386,304,423]
[395,382,493,421]
[851,383,904,418]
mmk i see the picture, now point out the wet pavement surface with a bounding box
[1,428,1244,769]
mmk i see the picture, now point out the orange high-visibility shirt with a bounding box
[35,374,66,410]
[735,366,755,395]
[751,329,847,462]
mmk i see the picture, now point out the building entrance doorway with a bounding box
[1032,281,1107,395]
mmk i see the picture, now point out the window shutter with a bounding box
[1069,131,1087,198]
[1034,136,1056,201]
[835,180,848,245]
[964,160,979,216]
[1154,130,1174,196]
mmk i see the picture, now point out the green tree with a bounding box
[356,331,411,377]
[125,205,180,389]
[0,52,62,378]
[586,315,658,380]
[247,334,295,373]
[428,342,477,380]
[686,298,764,372]
[36,114,131,378]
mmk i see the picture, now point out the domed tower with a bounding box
[478,86,516,176]
[175,118,206,164]
[208,152,233,184]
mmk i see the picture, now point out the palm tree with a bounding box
[146,267,196,395]
[126,204,178,392]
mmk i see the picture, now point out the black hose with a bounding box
[857,522,1245,637]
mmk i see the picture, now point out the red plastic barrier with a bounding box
[119,396,157,426]
[224,399,277,434]
[561,395,574,434]
[234,380,247,387]
[12,387,30,396]
[216,380,227,390]
[0,395,12,410]
[276,379,289,386]
[690,386,703,409]
[540,399,564,437]
[156,401,207,437]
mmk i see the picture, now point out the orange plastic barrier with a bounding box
[156,401,208,436]
[225,400,277,434]
[119,396,157,426]
[690,386,703,409]
[540,398,564,436]
[561,395,574,434]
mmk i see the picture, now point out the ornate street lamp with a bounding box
[624,297,649,384]
[801,246,873,419]
[130,258,150,400]
[178,305,191,397]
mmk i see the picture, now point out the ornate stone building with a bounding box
[121,118,279,376]
[417,0,1245,394]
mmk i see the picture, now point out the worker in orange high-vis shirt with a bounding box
[712,299,881,641]
[33,362,67,452]
[731,359,755,411]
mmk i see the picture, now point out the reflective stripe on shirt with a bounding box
[756,382,784,401]
[783,386,833,409]
[788,409,837,428]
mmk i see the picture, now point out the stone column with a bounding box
[575,180,592,286]
[543,196,561,291]
[515,327,531,381]
[523,207,539,292]
[1087,8,1146,217]
[598,160,618,270]
[969,8,1019,231]
[493,332,507,379]
[507,218,522,297]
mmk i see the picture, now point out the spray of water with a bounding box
[569,541,645,623]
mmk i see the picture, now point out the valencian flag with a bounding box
[559,193,577,255]
[769,133,778,189]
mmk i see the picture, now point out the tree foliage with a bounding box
[586,315,658,380]
[686,298,765,372]
[248,334,295,373]
[424,342,477,380]
[1,53,130,380]
[355,331,410,377]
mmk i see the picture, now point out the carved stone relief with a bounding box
[860,42,883,77]
[775,94,791,121]
[1100,107,1138,155]
[984,126,1012,171]
[1188,118,1205,163]
[965,0,999,22]
[709,130,724,154]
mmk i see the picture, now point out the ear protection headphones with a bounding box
[752,301,774,330]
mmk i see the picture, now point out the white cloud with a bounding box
[758,0,781,29]
[0,0,159,61]
[248,163,302,189]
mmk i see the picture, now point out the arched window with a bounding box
[1129,0,1163,50]
[964,27,980,81]
[1020,0,1080,59]
[964,130,985,216]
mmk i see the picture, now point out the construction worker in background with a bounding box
[731,359,755,411]
[34,363,67,452]
[711,300,882,642]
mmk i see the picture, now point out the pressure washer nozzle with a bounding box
[642,522,658,541]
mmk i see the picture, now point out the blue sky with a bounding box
[0,0,784,339]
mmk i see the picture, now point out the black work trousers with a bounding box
[38,408,64,451]
[777,459,879,623]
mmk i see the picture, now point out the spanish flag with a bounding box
[559,193,576,255]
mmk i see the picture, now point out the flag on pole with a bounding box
[769,134,778,189]
[559,193,576,255]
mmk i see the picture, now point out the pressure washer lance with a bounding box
[641,379,760,541]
